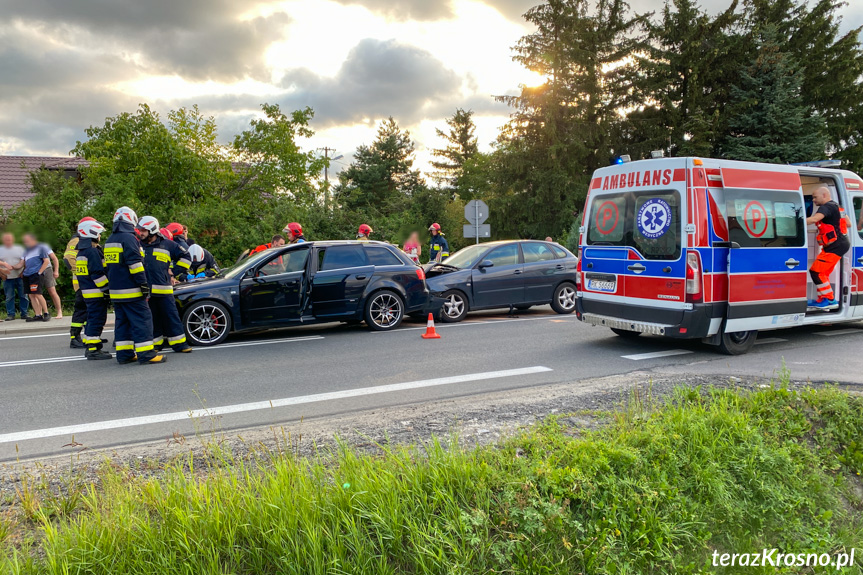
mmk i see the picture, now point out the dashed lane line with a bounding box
[622,349,694,361]
[0,335,325,369]
[0,366,553,444]
[814,328,863,337]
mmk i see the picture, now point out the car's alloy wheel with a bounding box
[551,283,577,314]
[441,290,468,323]
[365,291,404,331]
[184,301,231,346]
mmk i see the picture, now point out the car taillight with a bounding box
[685,251,702,302]
[416,268,426,281]
[576,249,582,287]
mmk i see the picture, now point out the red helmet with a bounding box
[283,222,303,237]
[160,227,174,240]
[166,222,185,237]
[358,224,373,236]
[428,222,441,232]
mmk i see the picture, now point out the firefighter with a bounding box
[106,207,166,365]
[249,235,285,256]
[428,223,449,263]
[186,244,220,280]
[357,224,373,242]
[63,216,97,348]
[75,219,112,360]
[806,186,851,310]
[165,222,192,281]
[283,222,306,244]
[137,216,192,354]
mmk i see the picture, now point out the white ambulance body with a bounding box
[575,157,863,354]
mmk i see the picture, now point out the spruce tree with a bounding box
[430,108,479,192]
[720,27,826,164]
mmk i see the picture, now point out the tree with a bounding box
[334,117,424,217]
[489,0,646,239]
[430,108,479,191]
[720,27,827,163]
[232,104,326,207]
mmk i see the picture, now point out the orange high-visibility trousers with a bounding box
[809,251,841,301]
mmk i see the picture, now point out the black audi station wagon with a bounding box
[173,241,441,345]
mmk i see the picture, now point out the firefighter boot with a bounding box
[70,327,85,349]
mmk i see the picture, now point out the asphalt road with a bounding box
[2,306,863,462]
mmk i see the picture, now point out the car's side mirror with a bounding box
[478,259,494,270]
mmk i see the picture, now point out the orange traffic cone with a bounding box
[421,313,441,339]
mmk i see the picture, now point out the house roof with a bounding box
[0,156,89,212]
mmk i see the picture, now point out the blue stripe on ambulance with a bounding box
[727,247,808,274]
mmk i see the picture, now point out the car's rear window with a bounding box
[522,242,556,263]
[366,246,404,266]
[587,190,682,260]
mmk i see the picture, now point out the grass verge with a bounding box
[1,381,862,574]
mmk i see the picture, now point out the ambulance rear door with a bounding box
[722,166,808,331]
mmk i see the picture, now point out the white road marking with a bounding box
[0,335,324,369]
[622,349,694,361]
[377,314,578,333]
[0,330,115,341]
[0,366,553,444]
[754,337,788,345]
[814,328,862,337]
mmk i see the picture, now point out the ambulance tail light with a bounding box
[576,249,582,287]
[685,251,703,302]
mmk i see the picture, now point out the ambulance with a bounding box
[575,157,863,354]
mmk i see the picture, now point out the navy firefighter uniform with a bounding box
[63,235,89,348]
[141,230,192,353]
[105,207,166,365]
[75,223,112,360]
[186,244,220,280]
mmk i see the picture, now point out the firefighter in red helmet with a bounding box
[357,224,373,242]
[806,186,851,310]
[283,222,306,244]
[428,222,449,263]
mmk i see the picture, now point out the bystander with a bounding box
[0,232,28,320]
[21,233,51,322]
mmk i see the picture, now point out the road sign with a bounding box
[464,200,489,225]
[464,224,491,238]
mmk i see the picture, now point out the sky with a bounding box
[0,0,861,180]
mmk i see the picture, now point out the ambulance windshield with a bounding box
[586,190,681,260]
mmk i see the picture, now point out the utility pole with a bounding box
[319,147,338,209]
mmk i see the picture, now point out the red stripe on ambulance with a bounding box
[728,272,807,303]
[721,168,801,191]
[624,276,686,301]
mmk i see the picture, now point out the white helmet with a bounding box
[78,220,106,240]
[187,244,205,263]
[137,216,160,235]
[113,206,138,226]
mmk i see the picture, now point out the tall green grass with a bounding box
[2,384,862,574]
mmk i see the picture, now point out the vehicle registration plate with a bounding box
[587,278,616,293]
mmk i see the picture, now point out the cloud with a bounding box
[278,39,464,126]
[0,0,290,82]
[328,0,455,21]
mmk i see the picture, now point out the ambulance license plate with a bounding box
[586,274,616,293]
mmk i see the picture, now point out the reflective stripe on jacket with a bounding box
[105,221,148,301]
[143,237,188,297]
[74,238,108,298]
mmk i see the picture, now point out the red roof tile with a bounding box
[0,156,89,212]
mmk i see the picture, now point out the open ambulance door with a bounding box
[723,180,809,332]
[848,191,863,317]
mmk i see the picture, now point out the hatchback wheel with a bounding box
[440,290,468,323]
[364,290,404,331]
[183,301,231,346]
[551,283,577,314]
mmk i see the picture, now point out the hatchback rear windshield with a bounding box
[586,190,682,260]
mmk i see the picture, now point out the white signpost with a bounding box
[464,200,490,243]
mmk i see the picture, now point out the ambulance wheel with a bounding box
[718,329,757,355]
[183,301,231,346]
[440,290,468,323]
[551,283,577,314]
[611,328,641,339]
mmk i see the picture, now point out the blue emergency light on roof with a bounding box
[791,160,842,168]
[612,154,631,165]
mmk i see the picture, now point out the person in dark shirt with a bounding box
[806,186,850,309]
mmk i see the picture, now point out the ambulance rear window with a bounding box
[586,190,681,260]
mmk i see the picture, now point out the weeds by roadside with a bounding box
[1,377,861,574]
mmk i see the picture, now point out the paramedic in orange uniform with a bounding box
[806,186,850,309]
